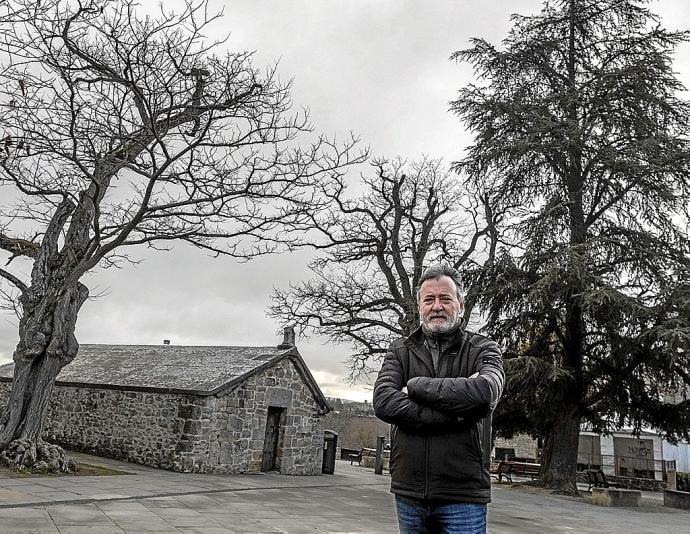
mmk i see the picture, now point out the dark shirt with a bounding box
[422,323,462,374]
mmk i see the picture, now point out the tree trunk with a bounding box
[539,292,586,494]
[539,0,586,497]
[0,282,88,473]
[539,404,581,495]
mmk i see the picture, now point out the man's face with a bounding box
[418,276,464,334]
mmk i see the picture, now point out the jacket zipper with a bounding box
[415,330,468,500]
[424,436,430,499]
[425,338,435,501]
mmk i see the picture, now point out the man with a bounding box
[373,264,504,534]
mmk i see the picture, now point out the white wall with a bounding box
[663,441,690,473]
[584,429,690,478]
[599,434,615,476]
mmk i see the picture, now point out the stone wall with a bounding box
[48,386,205,471]
[201,357,325,475]
[664,489,690,510]
[493,434,539,460]
[0,356,325,475]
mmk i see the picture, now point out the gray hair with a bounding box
[416,264,464,303]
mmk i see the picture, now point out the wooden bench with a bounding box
[349,447,377,466]
[340,447,360,461]
[491,461,512,482]
[586,469,620,492]
[491,461,541,482]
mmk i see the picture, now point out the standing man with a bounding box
[373,264,504,534]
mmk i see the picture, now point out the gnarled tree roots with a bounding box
[0,439,77,474]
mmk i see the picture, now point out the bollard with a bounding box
[375,435,385,475]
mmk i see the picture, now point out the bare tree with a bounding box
[322,411,390,450]
[0,0,363,472]
[270,158,501,379]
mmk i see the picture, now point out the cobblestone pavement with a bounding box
[0,454,687,533]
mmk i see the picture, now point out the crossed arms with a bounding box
[372,340,504,433]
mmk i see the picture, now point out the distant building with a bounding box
[0,330,330,475]
[495,429,686,483]
[327,397,376,417]
[578,429,687,481]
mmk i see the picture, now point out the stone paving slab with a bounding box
[47,503,121,526]
[0,454,688,533]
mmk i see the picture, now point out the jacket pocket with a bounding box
[389,425,426,493]
[428,428,483,492]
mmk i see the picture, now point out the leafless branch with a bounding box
[270,157,496,375]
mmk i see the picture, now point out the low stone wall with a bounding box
[613,475,666,492]
[0,357,325,476]
[361,455,390,471]
[592,488,641,507]
[663,489,690,510]
[576,471,666,492]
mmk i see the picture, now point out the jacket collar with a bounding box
[405,324,466,347]
[403,325,467,374]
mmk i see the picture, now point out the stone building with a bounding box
[0,331,330,475]
[493,434,540,461]
[495,429,684,485]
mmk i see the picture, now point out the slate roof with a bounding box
[0,344,330,411]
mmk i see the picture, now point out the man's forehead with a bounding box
[420,276,457,294]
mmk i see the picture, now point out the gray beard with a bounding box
[421,309,462,334]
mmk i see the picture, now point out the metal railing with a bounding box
[577,452,676,481]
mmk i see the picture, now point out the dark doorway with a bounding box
[261,406,284,472]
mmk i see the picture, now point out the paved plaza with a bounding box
[0,453,686,533]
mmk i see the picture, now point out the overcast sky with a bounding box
[0,0,688,401]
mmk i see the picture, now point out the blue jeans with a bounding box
[395,495,487,534]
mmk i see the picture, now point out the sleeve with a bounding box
[373,345,458,433]
[405,338,504,418]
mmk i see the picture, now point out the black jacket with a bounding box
[373,326,504,503]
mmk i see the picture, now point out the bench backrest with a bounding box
[497,461,511,473]
[506,461,540,474]
[587,469,609,487]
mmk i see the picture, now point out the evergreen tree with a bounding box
[452,0,690,493]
